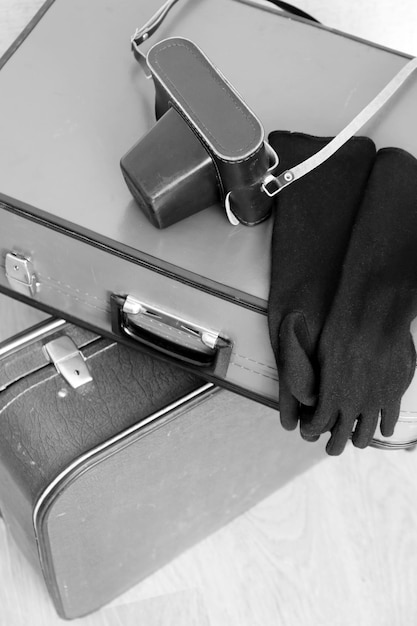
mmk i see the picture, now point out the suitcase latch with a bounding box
[43,336,93,389]
[5,252,39,297]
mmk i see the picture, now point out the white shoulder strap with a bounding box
[263,55,417,196]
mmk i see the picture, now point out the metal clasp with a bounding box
[225,141,281,225]
[5,252,39,297]
[44,336,93,389]
[261,171,294,197]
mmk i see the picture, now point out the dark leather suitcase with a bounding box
[0,318,326,619]
[1,0,417,408]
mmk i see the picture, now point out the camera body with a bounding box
[121,37,275,228]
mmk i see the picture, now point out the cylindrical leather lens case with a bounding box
[121,37,273,228]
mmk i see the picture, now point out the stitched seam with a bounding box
[129,318,277,371]
[234,352,276,372]
[39,280,277,371]
[26,277,278,378]
[229,361,278,382]
[152,41,261,159]
[39,276,107,313]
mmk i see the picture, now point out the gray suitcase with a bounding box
[0,318,326,619]
[1,0,417,407]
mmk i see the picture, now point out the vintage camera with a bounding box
[120,37,278,228]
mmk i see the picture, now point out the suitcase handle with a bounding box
[110,294,232,376]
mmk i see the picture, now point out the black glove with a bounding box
[267,131,376,433]
[301,148,417,455]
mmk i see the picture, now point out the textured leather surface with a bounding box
[0,332,203,503]
[147,37,264,160]
[0,322,98,390]
[147,37,272,224]
[120,107,219,228]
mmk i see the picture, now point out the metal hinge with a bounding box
[5,252,39,297]
[43,336,93,389]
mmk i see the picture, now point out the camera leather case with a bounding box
[120,37,274,228]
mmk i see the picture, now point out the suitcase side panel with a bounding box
[36,387,326,619]
[0,207,279,404]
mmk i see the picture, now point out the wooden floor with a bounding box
[1,2,417,625]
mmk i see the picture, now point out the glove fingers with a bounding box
[278,380,300,431]
[351,410,380,449]
[278,313,317,406]
[301,432,321,442]
[299,404,320,441]
[300,403,338,439]
[380,400,402,437]
[325,412,355,456]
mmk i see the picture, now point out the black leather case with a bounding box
[121,37,273,228]
[0,319,325,619]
